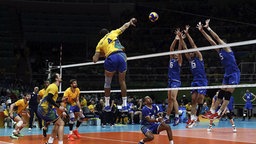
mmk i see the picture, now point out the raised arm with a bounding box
[119,18,137,33]
[184,25,203,61]
[175,28,183,66]
[204,19,231,52]
[169,36,178,58]
[197,21,219,52]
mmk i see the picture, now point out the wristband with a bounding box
[207,27,212,31]
[156,118,159,122]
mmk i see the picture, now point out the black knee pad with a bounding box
[227,112,233,119]
[217,90,226,99]
[224,91,232,100]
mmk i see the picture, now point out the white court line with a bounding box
[81,135,137,143]
[0,141,13,144]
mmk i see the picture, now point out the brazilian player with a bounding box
[9,92,31,139]
[92,17,137,112]
[38,73,66,144]
[63,79,84,141]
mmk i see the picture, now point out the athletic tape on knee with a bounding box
[104,76,112,88]
[217,90,226,99]
[16,121,23,127]
[224,91,232,100]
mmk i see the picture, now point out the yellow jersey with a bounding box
[14,99,28,114]
[38,88,46,99]
[95,29,124,57]
[40,83,59,109]
[63,87,80,106]
[80,97,87,107]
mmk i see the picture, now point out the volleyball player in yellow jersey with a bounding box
[38,73,66,144]
[38,80,50,137]
[93,17,137,112]
[9,92,31,139]
[63,79,84,141]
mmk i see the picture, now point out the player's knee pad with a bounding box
[16,120,23,127]
[224,91,232,100]
[226,112,233,119]
[217,89,226,99]
[104,76,112,88]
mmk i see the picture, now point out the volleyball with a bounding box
[149,12,159,22]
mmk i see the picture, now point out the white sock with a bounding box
[140,139,144,143]
[217,110,222,115]
[105,97,110,106]
[69,131,73,134]
[58,140,63,144]
[170,140,174,144]
[122,97,127,107]
[210,108,215,114]
[165,115,170,119]
[175,114,179,118]
[191,115,195,120]
[48,136,54,143]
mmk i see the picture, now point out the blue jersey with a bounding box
[227,96,234,111]
[244,92,253,103]
[219,49,240,75]
[141,104,159,126]
[168,58,181,82]
[189,57,207,81]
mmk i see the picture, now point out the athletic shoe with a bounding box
[68,134,75,141]
[28,128,32,131]
[10,134,19,139]
[202,111,212,119]
[43,127,47,137]
[209,113,220,120]
[17,133,24,137]
[207,125,212,132]
[233,126,237,133]
[73,129,81,138]
[104,106,111,112]
[173,117,180,126]
[121,106,129,112]
[138,142,144,144]
[163,117,170,124]
[186,120,196,128]
[186,118,191,125]
[45,142,53,144]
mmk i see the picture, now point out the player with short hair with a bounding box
[38,73,66,144]
[63,79,84,141]
[198,19,240,120]
[139,96,174,144]
[164,28,183,126]
[9,92,31,139]
[242,89,256,120]
[93,18,137,112]
[181,25,208,128]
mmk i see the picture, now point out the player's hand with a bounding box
[184,25,190,34]
[204,19,210,28]
[130,18,137,27]
[62,111,67,118]
[196,22,203,31]
[156,117,163,122]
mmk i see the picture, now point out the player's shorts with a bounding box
[141,123,161,135]
[66,104,80,114]
[37,106,58,123]
[223,72,240,85]
[190,79,208,95]
[244,103,253,110]
[168,80,181,88]
[104,51,127,73]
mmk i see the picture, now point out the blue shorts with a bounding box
[141,123,160,135]
[168,80,181,88]
[223,72,240,85]
[104,51,127,72]
[191,80,208,95]
[37,106,58,123]
[244,103,253,110]
[67,104,80,114]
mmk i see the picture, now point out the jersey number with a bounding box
[169,62,173,68]
[219,53,224,60]
[190,60,196,69]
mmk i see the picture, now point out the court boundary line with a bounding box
[80,135,138,143]
[0,141,13,144]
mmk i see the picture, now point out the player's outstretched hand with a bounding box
[130,18,137,26]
